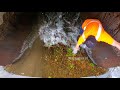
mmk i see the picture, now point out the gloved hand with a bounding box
[72,47,79,54]
[80,44,87,49]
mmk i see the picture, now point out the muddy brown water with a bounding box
[5,38,46,77]
[5,37,107,77]
[6,37,66,77]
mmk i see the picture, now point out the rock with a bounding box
[87,42,120,68]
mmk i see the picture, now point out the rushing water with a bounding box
[38,12,82,47]
[14,12,83,60]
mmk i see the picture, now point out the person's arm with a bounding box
[77,22,99,47]
[112,40,120,51]
[76,33,86,48]
[73,22,98,54]
[73,33,86,54]
[73,24,93,54]
[77,33,86,46]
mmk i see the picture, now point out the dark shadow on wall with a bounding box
[0,12,39,66]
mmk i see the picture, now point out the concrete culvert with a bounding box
[0,12,120,78]
[0,12,39,65]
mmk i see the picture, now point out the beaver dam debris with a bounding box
[5,38,107,78]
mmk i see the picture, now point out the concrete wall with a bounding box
[0,12,5,25]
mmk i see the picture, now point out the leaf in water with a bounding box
[66,47,74,57]
[90,63,95,67]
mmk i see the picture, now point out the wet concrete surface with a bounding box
[90,42,120,68]
[0,25,31,65]
[0,13,35,66]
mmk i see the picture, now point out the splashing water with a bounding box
[38,12,82,48]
